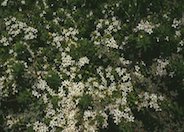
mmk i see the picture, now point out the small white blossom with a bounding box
[135,20,157,34]
[78,57,89,67]
[21,0,25,4]
[138,92,164,111]
[172,18,181,28]
[6,115,19,128]
[1,0,8,6]
[33,121,49,132]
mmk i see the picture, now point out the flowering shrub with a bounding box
[0,0,184,131]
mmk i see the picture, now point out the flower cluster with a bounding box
[177,40,184,53]
[155,58,169,76]
[91,17,121,49]
[33,121,49,132]
[28,63,135,131]
[6,115,20,129]
[4,17,38,40]
[1,0,8,6]
[172,18,181,28]
[0,36,10,46]
[137,92,164,111]
[78,57,90,67]
[1,0,183,131]
[134,20,158,34]
[51,27,79,49]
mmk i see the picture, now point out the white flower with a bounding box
[106,37,119,49]
[61,52,75,67]
[78,57,89,67]
[32,90,41,98]
[0,77,5,97]
[138,92,164,111]
[155,59,169,76]
[0,36,9,46]
[135,20,156,34]
[21,0,25,4]
[175,31,181,37]
[65,82,84,98]
[33,121,49,132]
[1,0,8,6]
[6,115,19,128]
[172,18,181,28]
[4,17,38,40]
[83,110,95,121]
[36,79,48,91]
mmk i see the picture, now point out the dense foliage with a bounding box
[0,0,184,131]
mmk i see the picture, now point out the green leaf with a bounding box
[78,94,93,110]
[45,71,61,90]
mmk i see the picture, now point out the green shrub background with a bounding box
[0,0,184,131]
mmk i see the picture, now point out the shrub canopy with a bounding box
[0,0,184,131]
